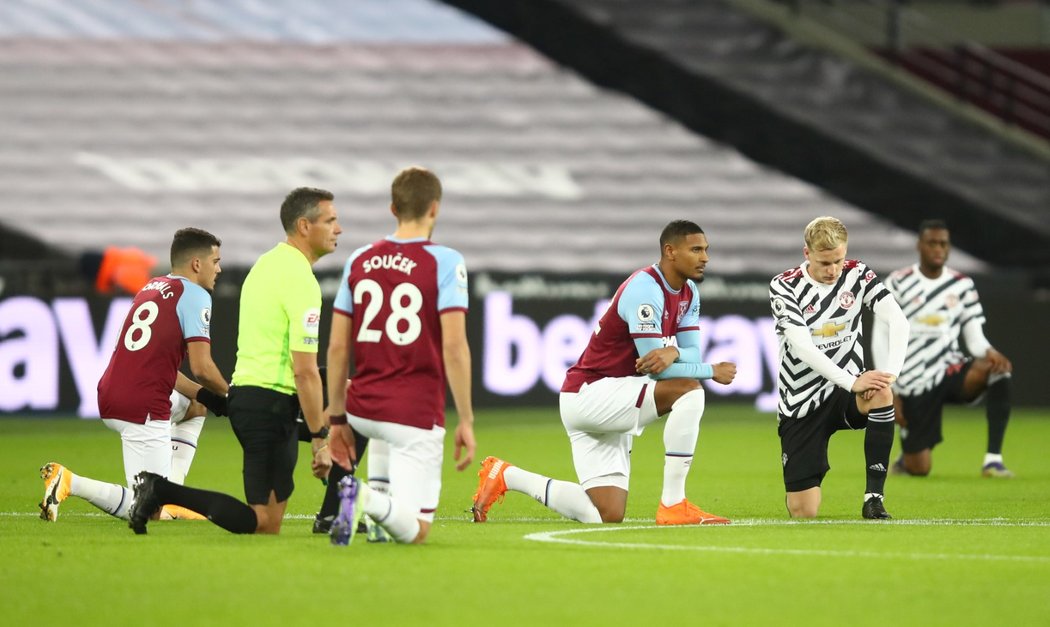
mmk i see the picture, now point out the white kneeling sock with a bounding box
[505,466,602,523]
[170,414,206,485]
[70,473,132,519]
[367,439,391,496]
[661,388,705,506]
[359,482,420,543]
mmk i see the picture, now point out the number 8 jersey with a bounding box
[98,275,212,423]
[333,237,469,429]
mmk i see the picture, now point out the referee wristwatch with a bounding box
[310,426,330,440]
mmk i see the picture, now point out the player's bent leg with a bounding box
[170,403,206,485]
[163,392,210,518]
[902,450,932,476]
[330,477,424,545]
[856,387,894,507]
[252,493,287,534]
[489,461,603,523]
[965,363,1014,477]
[892,393,906,428]
[412,520,431,544]
[658,386,705,506]
[786,487,821,518]
[583,485,628,523]
[128,472,258,534]
[653,378,702,417]
[365,439,392,542]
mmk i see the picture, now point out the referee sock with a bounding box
[317,427,369,520]
[318,462,352,519]
[504,467,602,523]
[865,406,895,495]
[985,373,1011,455]
[153,479,257,534]
[661,388,705,506]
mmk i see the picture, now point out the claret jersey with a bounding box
[562,265,700,393]
[98,275,212,423]
[333,237,468,429]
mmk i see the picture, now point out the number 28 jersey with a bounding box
[97,275,212,423]
[333,237,469,429]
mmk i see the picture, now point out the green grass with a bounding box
[2,405,1049,626]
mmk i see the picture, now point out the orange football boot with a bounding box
[160,504,207,520]
[471,457,511,522]
[656,499,730,525]
[39,462,73,522]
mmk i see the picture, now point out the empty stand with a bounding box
[0,0,986,277]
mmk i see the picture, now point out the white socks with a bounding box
[661,388,704,506]
[358,481,420,543]
[504,466,602,523]
[169,414,206,485]
[367,439,391,496]
[70,473,132,519]
[983,453,1004,466]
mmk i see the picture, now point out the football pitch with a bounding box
[2,405,1048,626]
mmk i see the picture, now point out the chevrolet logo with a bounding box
[812,322,846,338]
[916,314,945,326]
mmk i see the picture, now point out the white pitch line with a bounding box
[523,525,1050,563]
[6,511,1050,526]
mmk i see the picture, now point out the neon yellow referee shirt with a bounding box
[231,243,321,395]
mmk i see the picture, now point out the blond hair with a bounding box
[804,216,848,251]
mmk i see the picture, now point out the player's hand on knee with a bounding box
[853,370,895,393]
[635,347,678,375]
[986,349,1012,374]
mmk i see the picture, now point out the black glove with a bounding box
[196,387,228,417]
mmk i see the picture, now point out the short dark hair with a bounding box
[391,167,442,221]
[170,227,221,268]
[660,220,704,249]
[280,187,334,234]
[918,219,948,236]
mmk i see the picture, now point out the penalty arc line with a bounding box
[523,524,1050,563]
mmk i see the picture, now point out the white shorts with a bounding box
[347,414,444,523]
[103,416,171,488]
[560,376,659,490]
[169,390,190,424]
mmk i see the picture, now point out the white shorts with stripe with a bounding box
[102,416,172,489]
[347,414,445,523]
[559,376,659,490]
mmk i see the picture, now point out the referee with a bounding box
[228,187,343,534]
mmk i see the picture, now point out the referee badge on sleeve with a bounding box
[302,308,321,333]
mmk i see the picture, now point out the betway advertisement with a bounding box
[2,271,1044,416]
[470,273,778,411]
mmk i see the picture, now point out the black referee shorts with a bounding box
[898,361,972,454]
[228,385,301,505]
[778,387,867,492]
